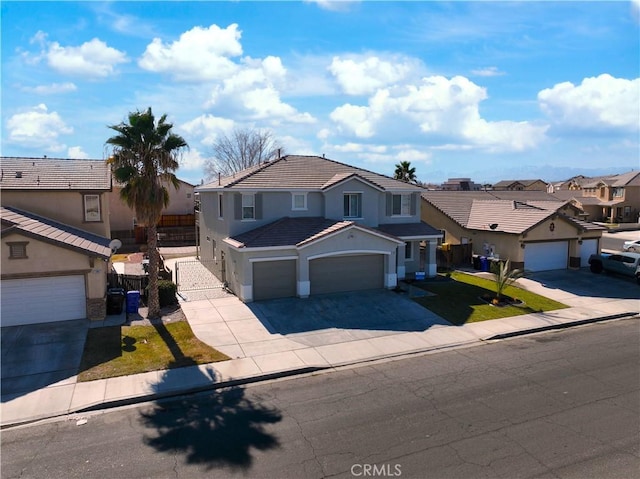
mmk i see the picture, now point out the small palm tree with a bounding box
[492,259,523,300]
[106,108,188,319]
[393,161,417,183]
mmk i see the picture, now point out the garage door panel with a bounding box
[310,254,384,295]
[1,276,86,326]
[524,242,568,272]
[253,260,296,301]
[579,239,598,267]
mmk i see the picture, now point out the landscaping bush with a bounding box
[156,280,178,307]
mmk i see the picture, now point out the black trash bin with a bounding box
[106,288,125,315]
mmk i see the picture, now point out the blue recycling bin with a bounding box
[126,290,140,313]
[480,256,489,272]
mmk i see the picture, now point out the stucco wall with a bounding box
[2,190,110,237]
[1,233,108,318]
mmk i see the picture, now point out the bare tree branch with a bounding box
[204,128,284,180]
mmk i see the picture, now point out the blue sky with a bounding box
[2,1,639,186]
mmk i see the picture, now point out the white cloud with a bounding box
[304,0,359,12]
[332,142,388,153]
[139,24,243,81]
[538,74,640,132]
[179,114,236,146]
[329,75,547,152]
[329,55,419,95]
[22,82,77,95]
[471,66,505,77]
[6,104,72,151]
[45,38,128,77]
[68,146,89,158]
[632,0,640,23]
[179,148,207,170]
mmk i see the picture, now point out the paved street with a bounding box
[2,319,638,479]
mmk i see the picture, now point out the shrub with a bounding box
[156,280,178,307]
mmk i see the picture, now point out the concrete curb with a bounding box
[484,312,638,341]
[3,313,638,429]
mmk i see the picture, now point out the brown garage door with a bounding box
[253,260,297,301]
[310,254,384,295]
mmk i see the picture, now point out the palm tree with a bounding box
[106,108,188,319]
[492,259,523,301]
[394,161,417,183]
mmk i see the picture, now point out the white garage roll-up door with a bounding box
[310,254,384,295]
[524,241,569,272]
[579,239,599,268]
[1,275,86,326]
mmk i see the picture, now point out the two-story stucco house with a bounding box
[196,155,442,302]
[0,157,113,325]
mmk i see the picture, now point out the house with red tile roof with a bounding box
[196,155,442,302]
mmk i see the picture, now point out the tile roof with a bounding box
[421,190,567,227]
[466,200,554,233]
[1,206,112,258]
[0,157,111,190]
[581,171,640,188]
[493,179,546,188]
[198,155,422,192]
[562,216,606,232]
[375,222,443,238]
[225,217,406,249]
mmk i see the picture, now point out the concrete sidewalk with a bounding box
[2,274,638,428]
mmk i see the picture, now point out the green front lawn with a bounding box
[78,321,230,382]
[412,271,568,325]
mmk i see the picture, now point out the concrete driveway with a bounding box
[1,319,88,401]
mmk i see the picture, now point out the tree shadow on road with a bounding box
[139,363,282,472]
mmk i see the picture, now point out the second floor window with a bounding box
[83,194,101,222]
[242,194,255,220]
[292,193,307,210]
[392,194,411,216]
[613,187,624,198]
[218,193,224,219]
[343,193,362,218]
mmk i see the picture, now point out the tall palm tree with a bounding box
[394,161,417,183]
[106,108,188,319]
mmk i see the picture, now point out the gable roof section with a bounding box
[493,179,546,188]
[1,206,112,258]
[422,191,568,228]
[376,222,443,239]
[466,200,555,234]
[198,155,421,192]
[1,157,111,190]
[225,216,403,249]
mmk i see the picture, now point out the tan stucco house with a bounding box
[552,171,640,223]
[196,155,442,302]
[0,157,113,325]
[109,178,196,244]
[421,191,604,272]
[492,179,549,191]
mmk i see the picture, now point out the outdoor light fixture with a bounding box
[489,223,498,230]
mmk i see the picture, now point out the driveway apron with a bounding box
[1,319,89,400]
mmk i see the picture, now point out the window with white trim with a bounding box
[343,193,362,218]
[242,194,255,220]
[292,193,307,210]
[83,194,101,222]
[405,241,413,260]
[392,194,411,216]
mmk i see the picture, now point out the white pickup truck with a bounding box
[588,252,640,284]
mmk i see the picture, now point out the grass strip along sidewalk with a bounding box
[412,271,568,325]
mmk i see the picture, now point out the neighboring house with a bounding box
[109,178,196,243]
[0,157,113,325]
[421,191,604,272]
[552,171,640,223]
[196,155,442,302]
[441,178,482,191]
[492,179,548,191]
